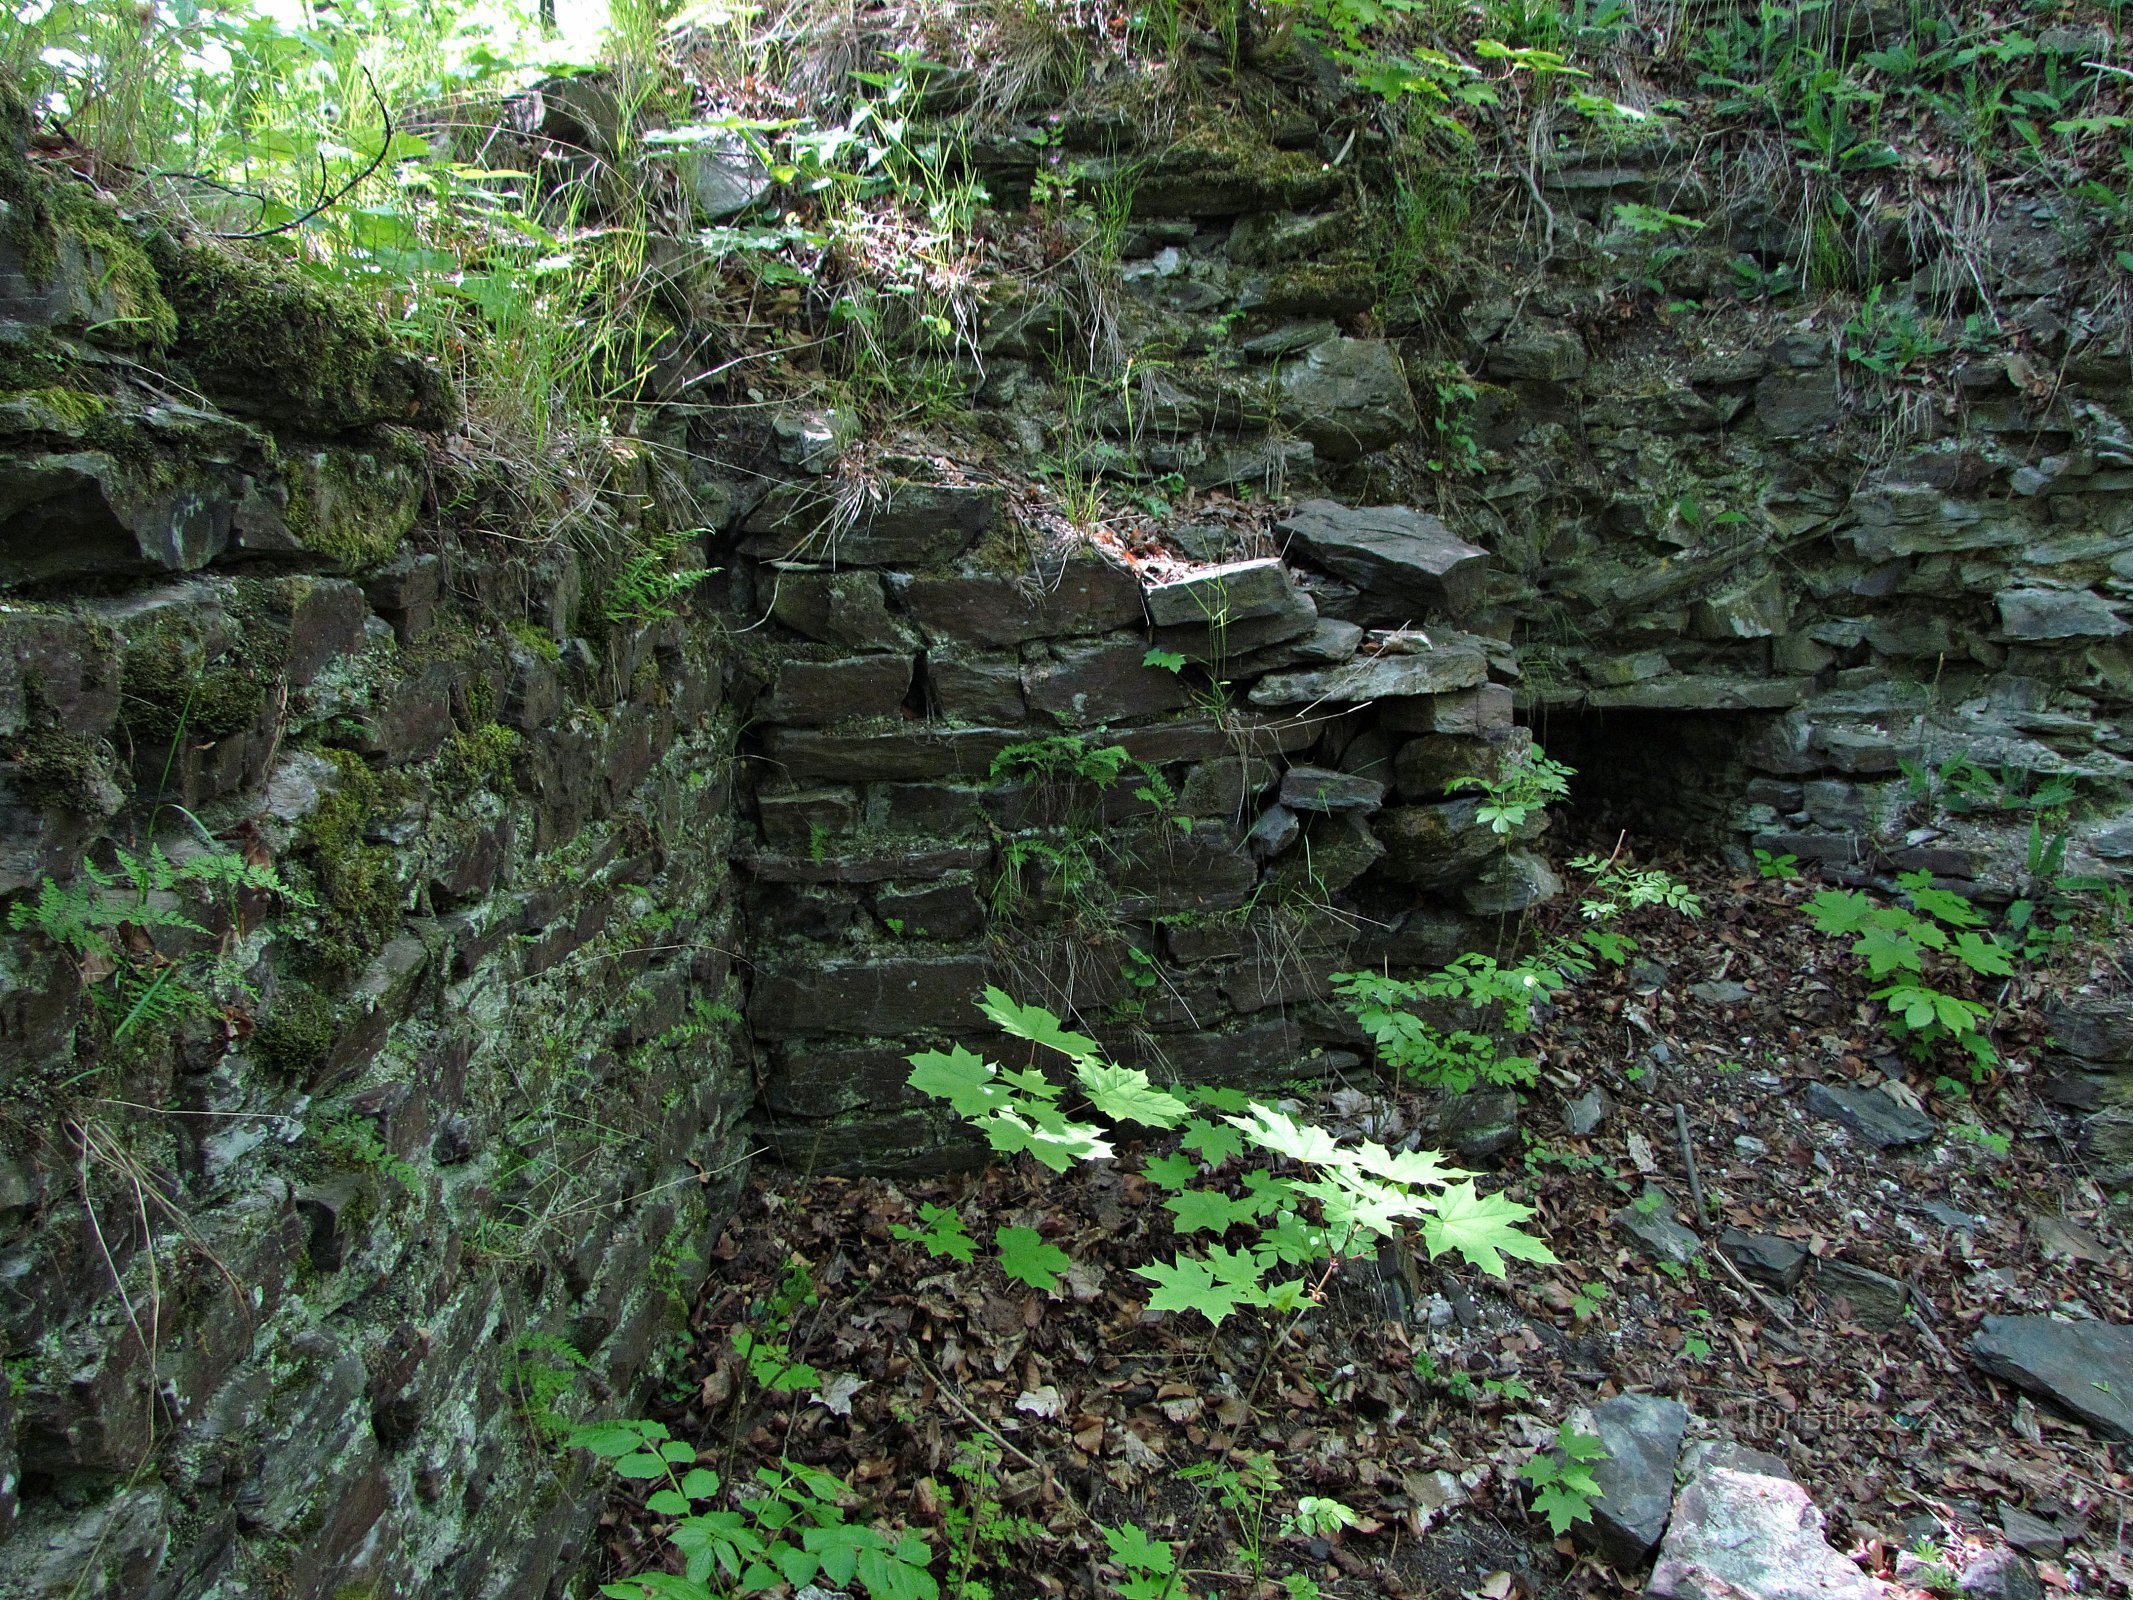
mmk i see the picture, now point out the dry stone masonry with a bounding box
[3,34,2133,1600]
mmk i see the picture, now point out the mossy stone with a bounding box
[0,96,175,350]
[254,984,341,1076]
[118,606,269,742]
[143,233,453,435]
[282,435,425,571]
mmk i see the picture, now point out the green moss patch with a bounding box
[118,605,270,743]
[254,983,341,1076]
[282,435,426,571]
[144,233,452,435]
[292,748,410,983]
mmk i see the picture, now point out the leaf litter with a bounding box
[594,845,2133,1599]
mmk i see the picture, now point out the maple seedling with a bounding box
[1520,1423,1610,1536]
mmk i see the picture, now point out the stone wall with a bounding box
[935,80,2133,897]
[6,35,2133,1600]
[727,484,1540,1170]
[0,116,750,1599]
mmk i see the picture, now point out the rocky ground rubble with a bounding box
[599,847,2132,1599]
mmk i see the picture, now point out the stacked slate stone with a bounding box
[953,108,2132,904]
[0,115,750,1599]
[732,483,1543,1171]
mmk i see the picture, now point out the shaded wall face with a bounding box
[7,44,2133,1600]
[0,165,752,1599]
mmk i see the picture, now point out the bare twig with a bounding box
[208,68,396,240]
[1674,1102,1707,1228]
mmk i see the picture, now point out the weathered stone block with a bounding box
[762,1038,959,1117]
[1376,798,1540,888]
[1179,756,1278,816]
[1378,683,1515,736]
[897,560,1144,644]
[1249,635,1491,706]
[758,654,914,725]
[0,612,120,738]
[758,787,859,849]
[1268,810,1383,896]
[1024,639,1193,724]
[768,568,916,650]
[1111,831,1261,916]
[1996,585,2128,640]
[928,654,1026,723]
[1144,559,1298,627]
[749,954,990,1037]
[866,783,994,837]
[739,481,999,566]
[1275,500,1488,619]
[874,876,985,941]
[1275,339,1421,461]
[1689,572,1789,640]
[2044,995,2133,1063]
[1278,765,1384,813]
[762,726,1021,782]
[741,841,990,884]
[1588,674,1809,711]
[1484,325,1588,383]
[1392,727,1533,800]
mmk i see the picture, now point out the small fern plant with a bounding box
[10,840,305,1042]
[604,528,718,625]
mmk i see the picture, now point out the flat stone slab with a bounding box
[1970,1316,2133,1441]
[1719,1228,1807,1290]
[1277,765,1385,813]
[1613,1185,1702,1265]
[1816,1260,1909,1331]
[1143,558,1298,627]
[897,562,1145,645]
[1805,1082,1937,1148]
[1588,674,1812,711]
[1274,499,1487,617]
[739,481,999,566]
[1651,1465,1877,1600]
[1248,636,1490,707]
[1576,1394,1688,1567]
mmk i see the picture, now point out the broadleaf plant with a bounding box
[905,994,1557,1330]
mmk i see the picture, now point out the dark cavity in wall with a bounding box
[1526,707,1768,845]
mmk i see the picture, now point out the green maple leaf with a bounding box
[1180,1118,1244,1165]
[1295,1172,1422,1239]
[1951,929,2014,977]
[1201,1244,1265,1288]
[1227,1104,1343,1167]
[1804,888,1873,935]
[1141,1150,1198,1189]
[1102,1522,1176,1576]
[1163,1188,1250,1235]
[995,1225,1073,1292]
[1134,1255,1250,1326]
[1256,1208,1331,1265]
[1352,1141,1460,1187]
[906,1046,1003,1117]
[1187,1084,1254,1112]
[1904,877,1985,927]
[1422,1181,1557,1277]
[979,986,1101,1062]
[1238,1169,1297,1216]
[1529,1482,1597,1536]
[982,1111,1111,1171]
[1077,1060,1189,1128]
[1854,924,1927,978]
[999,1064,1062,1100]
[892,1203,975,1263]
